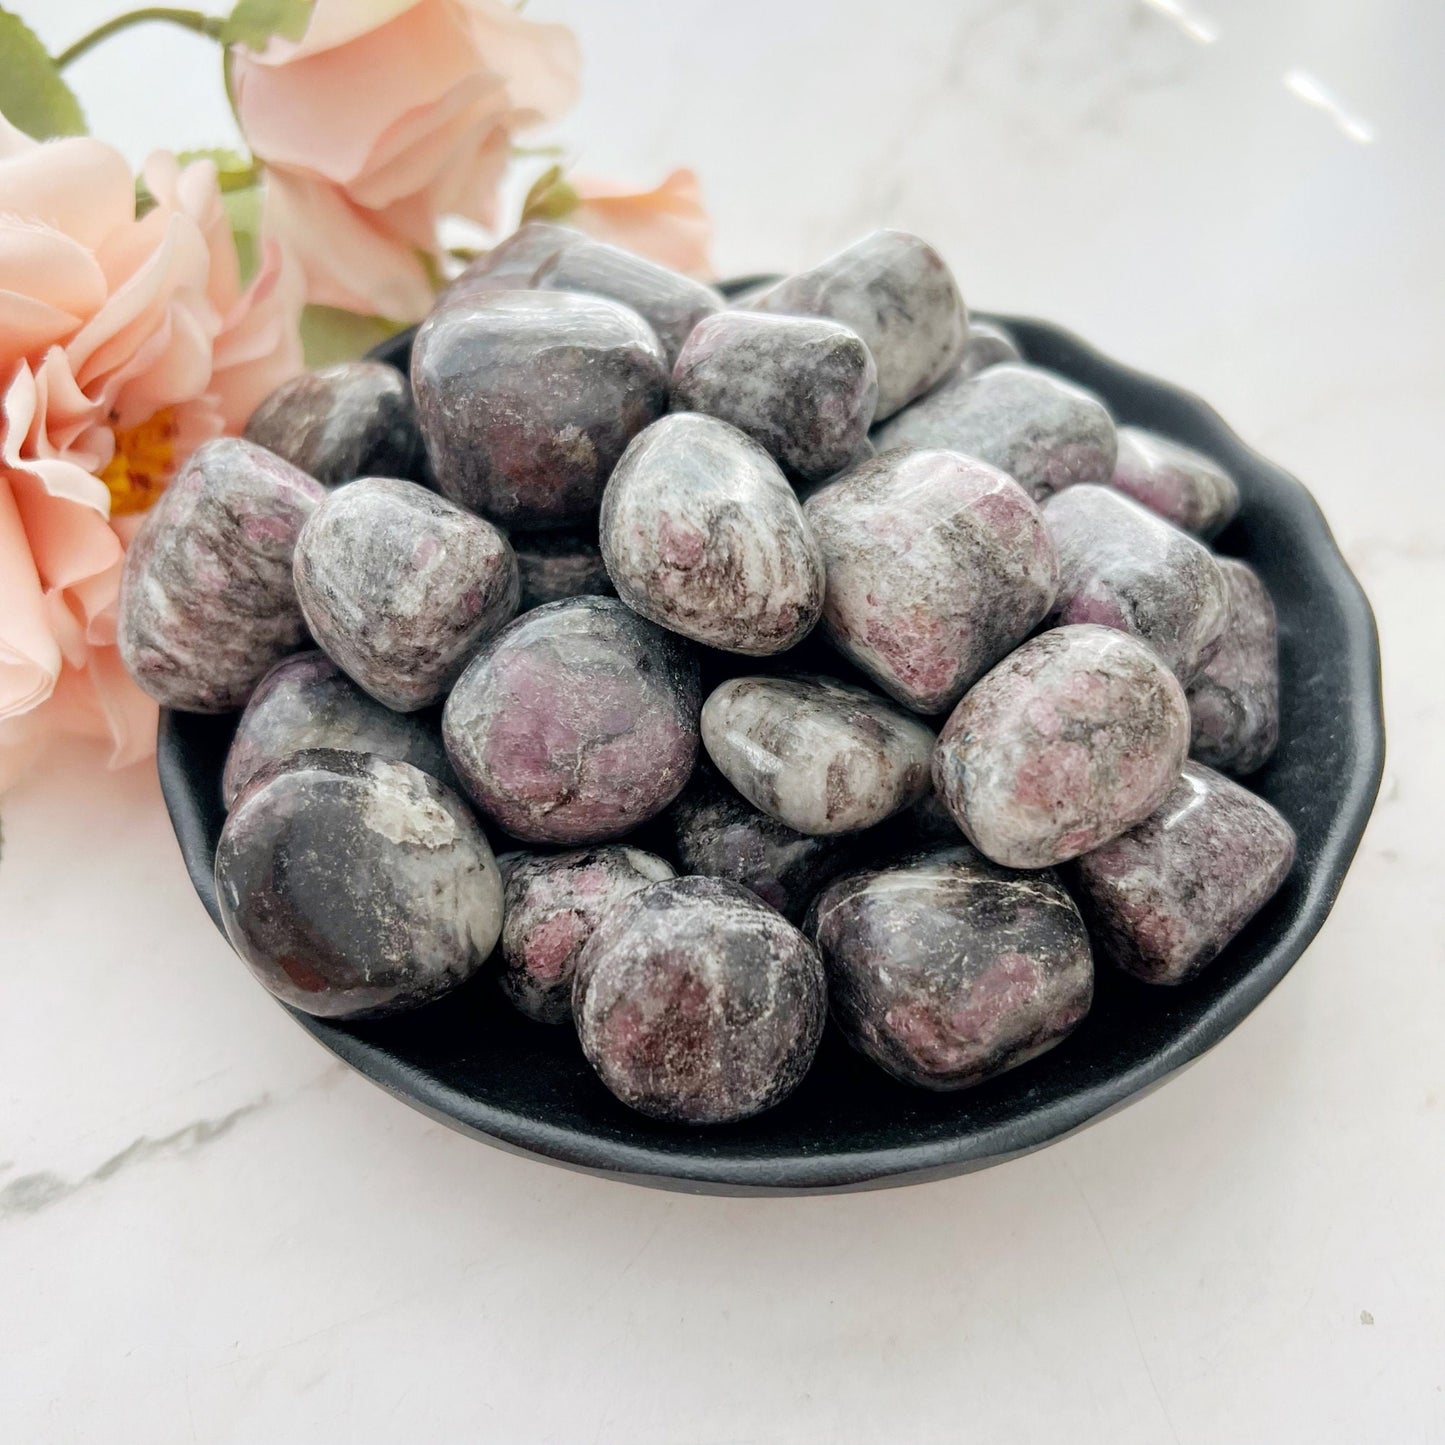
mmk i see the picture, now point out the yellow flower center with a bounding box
[100,407,179,516]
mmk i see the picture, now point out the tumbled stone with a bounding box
[751,229,967,419]
[701,674,933,835]
[1187,558,1281,775]
[873,362,1117,501]
[294,476,518,711]
[957,318,1022,378]
[572,875,826,1123]
[934,624,1191,869]
[243,361,422,487]
[808,845,1093,1090]
[1043,484,1231,684]
[443,596,701,844]
[511,529,614,611]
[1110,426,1240,539]
[668,763,872,921]
[671,311,877,482]
[499,846,675,1024]
[118,438,324,712]
[222,651,451,808]
[804,448,1058,714]
[411,290,669,529]
[215,750,502,1019]
[535,237,723,366]
[440,221,581,305]
[1069,761,1296,984]
[599,413,825,654]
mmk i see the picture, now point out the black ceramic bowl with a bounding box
[157,303,1384,1195]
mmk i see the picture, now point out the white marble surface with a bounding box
[4,2,1443,1441]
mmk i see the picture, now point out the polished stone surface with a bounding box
[215,751,502,1018]
[1110,425,1240,538]
[701,673,933,835]
[511,529,614,611]
[957,317,1022,378]
[1043,483,1231,684]
[293,476,519,711]
[442,596,700,844]
[572,875,826,1124]
[440,220,582,305]
[804,447,1058,713]
[873,362,1117,501]
[1068,761,1296,985]
[934,624,1191,868]
[117,438,324,712]
[599,413,825,654]
[808,845,1093,1089]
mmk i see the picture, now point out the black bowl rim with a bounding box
[157,309,1385,1195]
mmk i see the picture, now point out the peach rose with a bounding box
[233,0,580,322]
[568,169,715,279]
[0,116,304,792]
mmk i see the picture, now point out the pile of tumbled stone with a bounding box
[117,225,1295,1127]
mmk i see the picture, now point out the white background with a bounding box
[4,2,1443,1441]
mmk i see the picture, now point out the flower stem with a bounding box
[56,8,225,69]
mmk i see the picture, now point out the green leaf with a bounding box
[300,305,404,369]
[0,7,86,139]
[519,164,579,224]
[178,146,258,191]
[223,182,263,286]
[220,0,313,50]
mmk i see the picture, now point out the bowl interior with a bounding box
[158,310,1383,1195]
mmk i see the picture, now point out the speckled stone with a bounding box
[439,221,581,305]
[668,763,875,921]
[118,437,324,712]
[442,596,701,844]
[1042,484,1231,685]
[535,237,723,366]
[1110,426,1240,538]
[934,624,1191,869]
[808,845,1093,1090]
[701,674,934,835]
[750,229,967,419]
[222,651,451,808]
[1187,558,1281,775]
[294,476,518,711]
[1069,761,1296,984]
[215,750,502,1019]
[599,413,825,654]
[498,847,675,1024]
[957,318,1022,379]
[511,530,614,611]
[804,448,1058,714]
[572,875,826,1124]
[671,311,877,483]
[411,290,669,529]
[873,362,1117,501]
[243,361,422,487]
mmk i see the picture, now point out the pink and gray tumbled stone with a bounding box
[1042,484,1231,685]
[498,846,676,1025]
[599,413,825,655]
[934,624,1191,869]
[221,650,451,808]
[442,596,701,845]
[701,674,934,835]
[572,875,826,1124]
[243,361,422,488]
[750,229,968,419]
[439,221,582,306]
[118,437,324,712]
[873,362,1117,502]
[293,476,519,712]
[1068,761,1295,984]
[804,447,1059,714]
[807,845,1093,1090]
[956,318,1022,379]
[535,236,723,367]
[215,750,503,1019]
[671,310,878,483]
[511,530,614,611]
[667,764,873,922]
[411,289,669,529]
[1187,558,1281,775]
[1109,426,1240,539]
